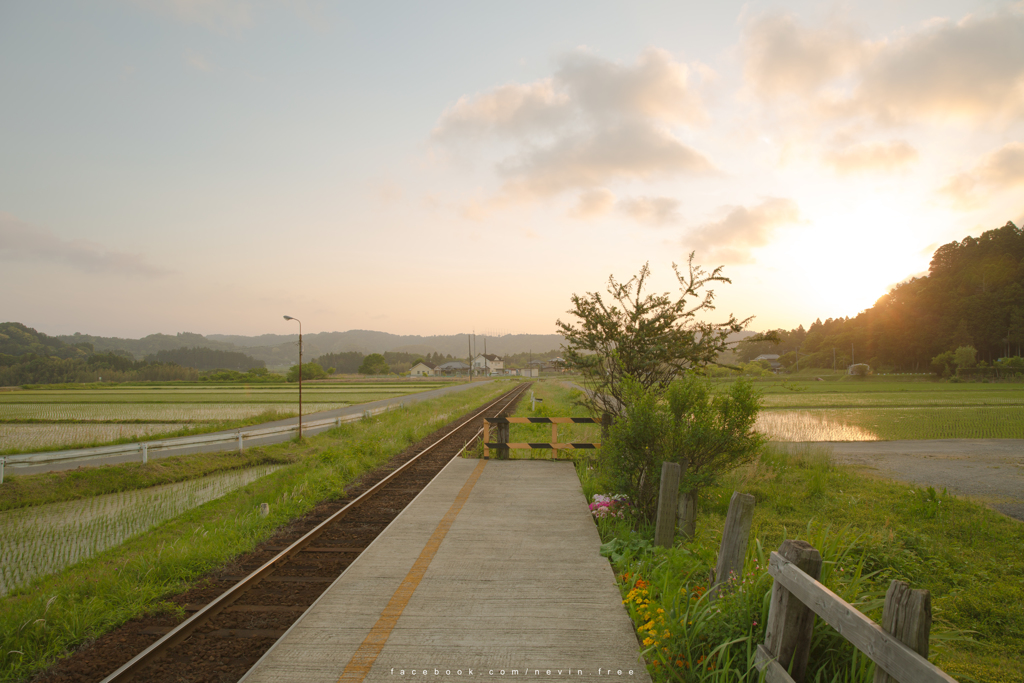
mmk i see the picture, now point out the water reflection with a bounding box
[756,411,879,442]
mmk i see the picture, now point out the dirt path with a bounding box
[794,439,1024,521]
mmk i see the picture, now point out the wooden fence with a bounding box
[652,483,959,683]
[755,539,957,683]
[482,416,610,458]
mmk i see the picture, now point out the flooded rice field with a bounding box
[0,465,281,596]
[755,410,880,441]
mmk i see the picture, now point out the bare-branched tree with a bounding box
[556,255,753,417]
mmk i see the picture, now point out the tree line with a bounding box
[737,221,1024,372]
[145,347,265,372]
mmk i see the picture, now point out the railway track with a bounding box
[47,382,530,683]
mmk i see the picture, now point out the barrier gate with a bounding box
[482,416,609,458]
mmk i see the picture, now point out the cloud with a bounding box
[742,12,864,99]
[434,48,716,201]
[619,196,681,226]
[684,198,801,264]
[822,139,918,174]
[940,142,1024,208]
[498,121,714,197]
[742,6,1024,125]
[432,80,571,141]
[569,188,616,219]
[0,214,170,277]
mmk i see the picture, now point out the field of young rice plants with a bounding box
[0,423,185,451]
[0,465,281,596]
[735,378,1024,441]
[0,380,453,452]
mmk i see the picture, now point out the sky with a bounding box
[2,0,1023,339]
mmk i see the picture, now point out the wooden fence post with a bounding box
[496,419,510,460]
[654,461,681,547]
[710,491,755,600]
[483,419,490,458]
[676,459,695,540]
[763,539,822,683]
[873,581,932,683]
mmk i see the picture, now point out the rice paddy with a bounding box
[0,380,456,452]
[748,378,1024,441]
[0,423,185,451]
[0,465,281,596]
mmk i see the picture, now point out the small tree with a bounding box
[601,374,765,525]
[287,362,327,382]
[358,353,390,375]
[954,345,977,371]
[556,256,754,417]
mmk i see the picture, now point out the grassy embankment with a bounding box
[0,380,511,683]
[0,381,456,454]
[520,378,1023,683]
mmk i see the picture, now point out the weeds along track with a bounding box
[35,382,530,683]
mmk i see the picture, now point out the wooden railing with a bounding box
[755,539,957,683]
[649,480,959,683]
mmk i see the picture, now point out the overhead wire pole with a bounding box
[284,315,302,438]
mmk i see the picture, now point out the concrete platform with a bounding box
[240,458,651,683]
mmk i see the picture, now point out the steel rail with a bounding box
[99,382,530,683]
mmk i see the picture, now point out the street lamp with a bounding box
[284,315,302,438]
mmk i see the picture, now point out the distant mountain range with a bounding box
[57,330,568,369]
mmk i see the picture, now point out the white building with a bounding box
[472,353,504,374]
[409,361,437,377]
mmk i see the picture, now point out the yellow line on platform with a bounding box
[335,459,487,683]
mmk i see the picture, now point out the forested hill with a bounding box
[740,221,1024,371]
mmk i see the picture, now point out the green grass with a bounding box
[0,446,297,512]
[533,381,1024,682]
[761,406,1024,440]
[0,380,512,683]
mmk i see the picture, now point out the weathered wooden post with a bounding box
[676,459,695,540]
[495,418,510,460]
[873,581,932,683]
[654,461,681,547]
[709,491,755,600]
[763,540,822,683]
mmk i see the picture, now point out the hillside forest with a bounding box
[738,221,1024,373]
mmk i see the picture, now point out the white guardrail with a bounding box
[0,402,405,484]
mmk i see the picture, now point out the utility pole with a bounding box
[851,343,855,366]
[468,333,473,381]
[284,315,302,438]
[833,348,836,373]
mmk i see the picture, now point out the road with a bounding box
[11,380,494,477]
[796,439,1024,521]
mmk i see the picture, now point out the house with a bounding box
[437,361,470,376]
[409,361,437,377]
[752,354,782,371]
[472,353,504,374]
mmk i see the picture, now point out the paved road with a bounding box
[787,439,1024,521]
[12,380,495,477]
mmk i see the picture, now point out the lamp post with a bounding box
[284,315,302,438]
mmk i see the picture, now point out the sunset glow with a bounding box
[2,1,1021,338]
